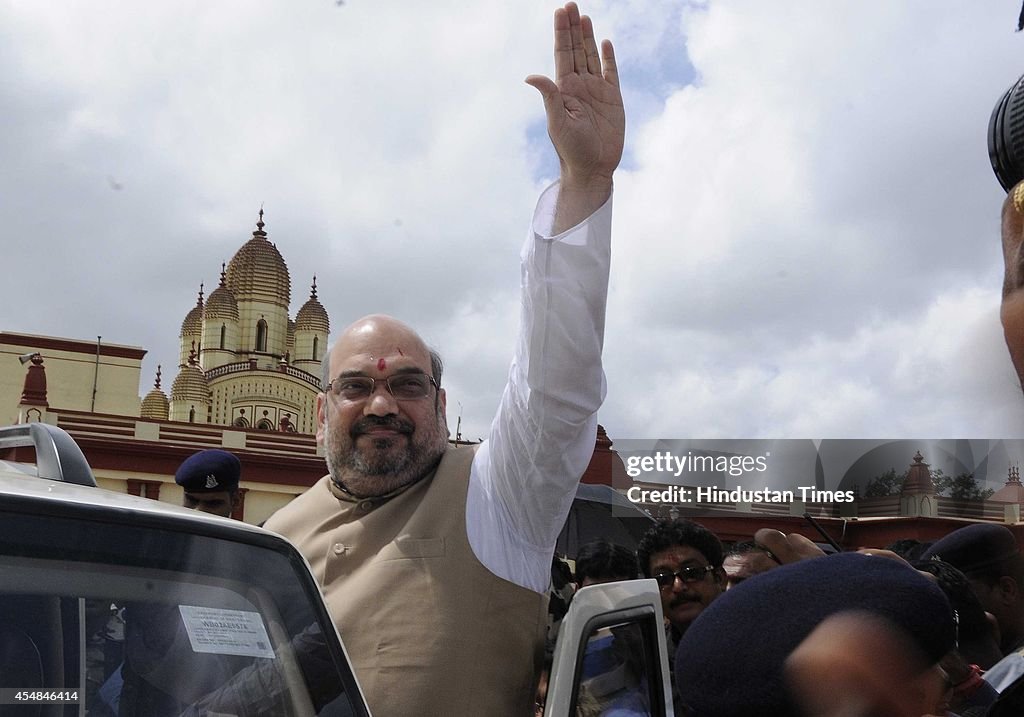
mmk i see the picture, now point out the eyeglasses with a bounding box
[326,373,438,401]
[653,565,715,589]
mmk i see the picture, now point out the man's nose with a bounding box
[364,383,398,416]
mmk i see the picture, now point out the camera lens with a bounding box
[989,72,1024,193]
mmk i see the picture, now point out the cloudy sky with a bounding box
[4,0,1024,442]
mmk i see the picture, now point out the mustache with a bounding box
[350,415,415,438]
[669,595,702,609]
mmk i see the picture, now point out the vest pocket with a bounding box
[376,536,446,561]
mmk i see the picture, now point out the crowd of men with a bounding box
[537,521,1024,717]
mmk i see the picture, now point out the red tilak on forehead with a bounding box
[377,358,387,372]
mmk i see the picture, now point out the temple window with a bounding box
[255,319,268,352]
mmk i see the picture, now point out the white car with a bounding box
[0,423,673,717]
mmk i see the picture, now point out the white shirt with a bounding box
[466,181,612,593]
[984,649,1024,692]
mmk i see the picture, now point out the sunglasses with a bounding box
[653,564,715,589]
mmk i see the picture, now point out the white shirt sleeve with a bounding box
[466,180,612,593]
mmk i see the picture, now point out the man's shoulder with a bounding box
[263,474,333,530]
[444,442,480,460]
[437,442,481,472]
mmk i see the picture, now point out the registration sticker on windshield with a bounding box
[178,605,275,659]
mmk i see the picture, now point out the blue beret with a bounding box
[175,450,241,492]
[920,523,1020,575]
[674,552,954,717]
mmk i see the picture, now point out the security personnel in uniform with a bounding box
[175,449,241,518]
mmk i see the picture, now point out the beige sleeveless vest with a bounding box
[264,445,548,716]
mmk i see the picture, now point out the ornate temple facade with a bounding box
[140,210,329,435]
[1,211,331,524]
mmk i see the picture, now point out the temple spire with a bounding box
[253,206,267,238]
[256,204,268,237]
[19,353,48,407]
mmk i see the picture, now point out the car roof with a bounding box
[0,459,272,539]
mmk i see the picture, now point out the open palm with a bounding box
[527,3,625,187]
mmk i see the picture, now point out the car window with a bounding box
[0,508,366,717]
[572,616,664,717]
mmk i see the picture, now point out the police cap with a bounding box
[920,523,1021,576]
[175,449,241,493]
[674,552,955,717]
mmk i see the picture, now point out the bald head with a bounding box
[323,315,443,391]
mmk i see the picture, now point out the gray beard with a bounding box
[324,425,446,498]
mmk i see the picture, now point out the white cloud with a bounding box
[2,0,1023,442]
[604,284,1024,438]
[597,0,1024,439]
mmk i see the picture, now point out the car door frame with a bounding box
[545,578,673,717]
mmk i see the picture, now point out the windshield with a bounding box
[0,508,367,717]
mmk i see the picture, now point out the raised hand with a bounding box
[527,3,625,230]
[754,528,827,564]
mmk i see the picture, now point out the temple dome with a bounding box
[295,277,330,333]
[225,210,290,307]
[179,287,204,337]
[140,366,169,420]
[205,265,239,321]
[992,465,1024,504]
[900,451,935,495]
[170,349,211,404]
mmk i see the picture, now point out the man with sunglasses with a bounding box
[636,518,726,713]
[637,518,727,637]
[262,3,623,715]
